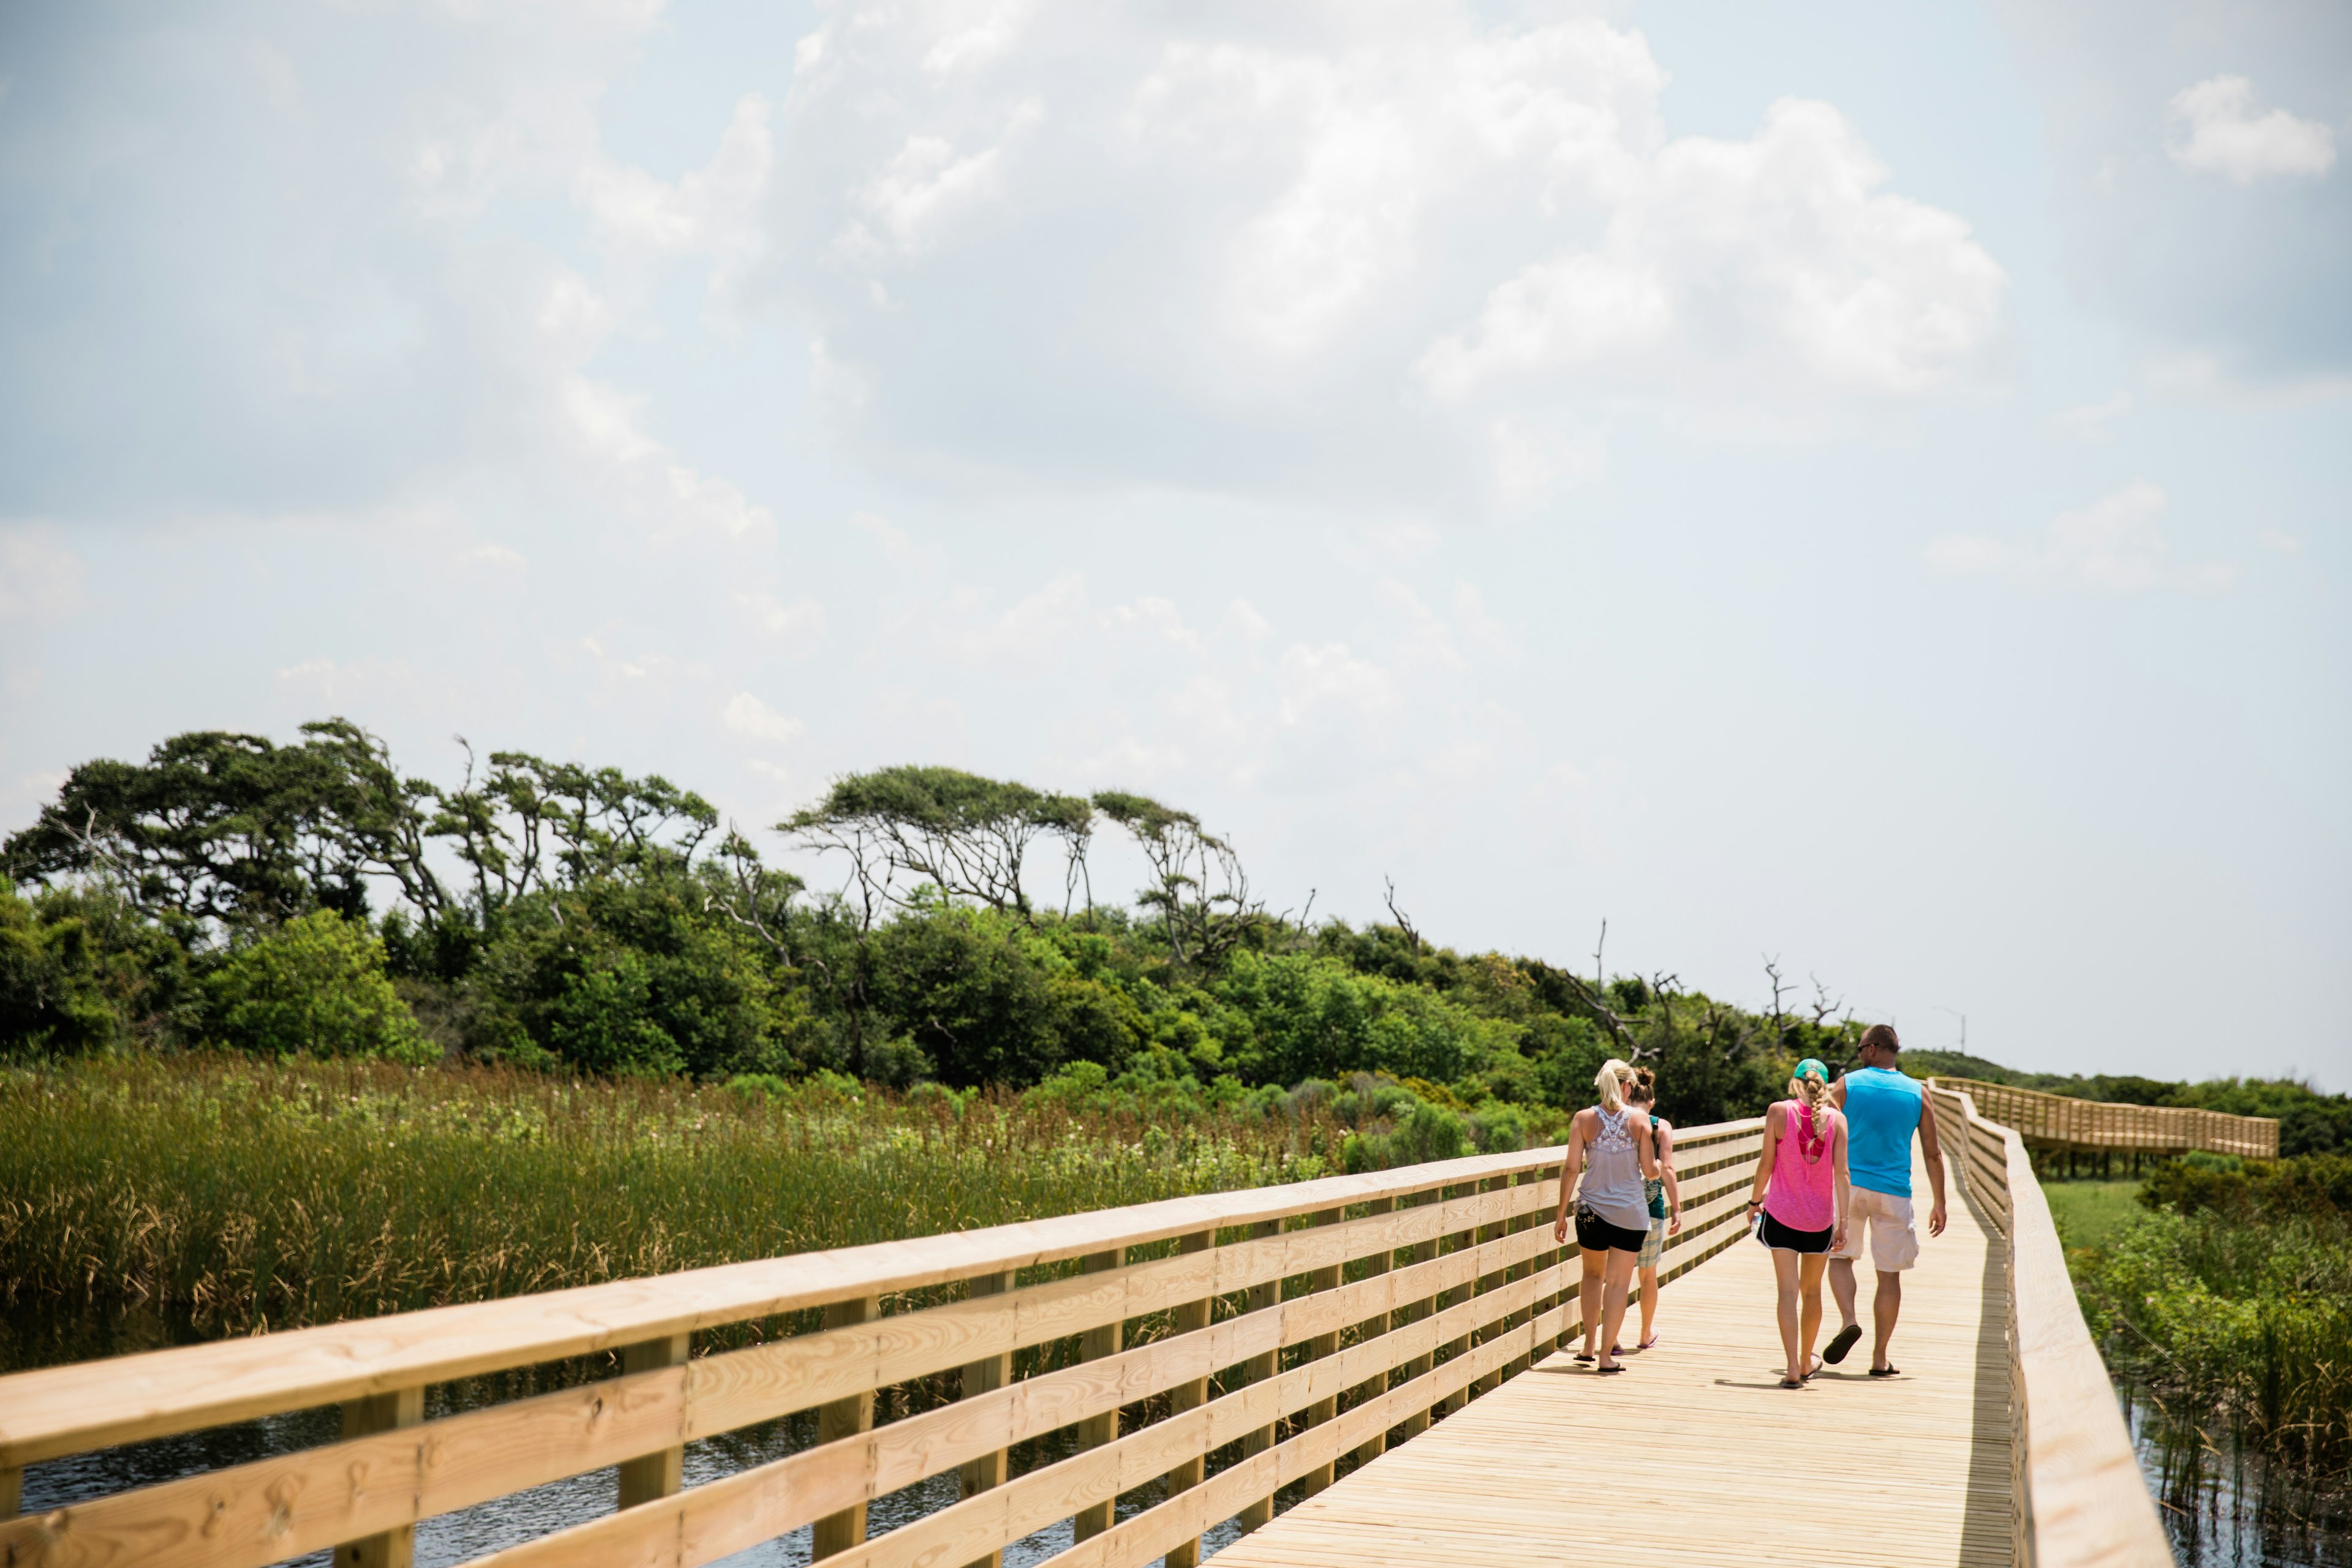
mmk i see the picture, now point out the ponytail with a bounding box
[1787,1072,1833,1115]
[1595,1058,1633,1114]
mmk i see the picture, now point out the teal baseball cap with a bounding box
[1793,1058,1829,1083]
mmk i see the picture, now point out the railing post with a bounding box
[1297,1207,1345,1496]
[616,1333,690,1510]
[1161,1231,1216,1568]
[959,1270,1014,1568]
[1072,1250,1125,1542]
[1469,1173,1510,1397]
[1348,1196,1396,1472]
[1235,1218,1283,1534]
[1,1466,19,1520]
[1430,1183,1478,1420]
[812,1295,880,1560]
[1394,1187,1442,1442]
[1504,1169,1538,1378]
[332,1385,424,1568]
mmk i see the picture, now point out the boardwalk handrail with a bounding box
[0,1119,1766,1568]
[1928,1084,2171,1568]
[1930,1076,2277,1159]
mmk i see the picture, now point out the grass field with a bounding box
[0,1056,1347,1358]
[2041,1178,2144,1252]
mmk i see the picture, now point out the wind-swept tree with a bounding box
[781,766,1091,922]
[3,721,447,930]
[1091,789,1259,973]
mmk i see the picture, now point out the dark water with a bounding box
[6,1303,1276,1568]
[2125,1389,2352,1568]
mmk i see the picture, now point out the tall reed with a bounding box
[0,1057,1343,1342]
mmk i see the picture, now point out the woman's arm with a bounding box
[1747,1101,1784,1223]
[1635,1110,1660,1180]
[1831,1110,1852,1251]
[1551,1112,1589,1243]
[1659,1120,1684,1234]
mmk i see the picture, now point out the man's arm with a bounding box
[1917,1091,1949,1238]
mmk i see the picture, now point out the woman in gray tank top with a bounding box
[1550,1058,1660,1373]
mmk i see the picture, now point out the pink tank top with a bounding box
[1763,1101,1840,1232]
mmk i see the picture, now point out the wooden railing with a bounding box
[1928,1084,2172,1568]
[0,1120,1763,1568]
[1931,1077,2277,1159]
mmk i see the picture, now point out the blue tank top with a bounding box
[1843,1066,1923,1197]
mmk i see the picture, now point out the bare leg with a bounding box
[1828,1255,1860,1332]
[1637,1265,1660,1345]
[1578,1248,1607,1354]
[1798,1254,1828,1373]
[1772,1248,1803,1381]
[1872,1270,1903,1370]
[1596,1251,1638,1370]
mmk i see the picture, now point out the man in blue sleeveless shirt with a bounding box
[1823,1024,1947,1376]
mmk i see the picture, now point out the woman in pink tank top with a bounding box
[1743,1060,1851,1388]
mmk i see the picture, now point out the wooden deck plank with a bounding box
[1208,1153,2013,1568]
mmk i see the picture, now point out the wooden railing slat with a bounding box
[0,1140,1661,1469]
[469,1241,1575,1568]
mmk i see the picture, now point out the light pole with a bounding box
[1933,1006,1967,1055]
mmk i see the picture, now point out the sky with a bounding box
[1,0,2345,1087]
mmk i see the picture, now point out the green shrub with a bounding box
[208,911,434,1064]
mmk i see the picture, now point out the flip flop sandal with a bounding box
[1868,1366,1902,1378]
[1596,1364,1626,1374]
[1637,1335,1660,1351]
[1822,1324,1863,1365]
[1779,1377,1804,1389]
[1804,1355,1823,1379]
[1574,1351,1596,1363]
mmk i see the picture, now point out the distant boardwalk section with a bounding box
[1930,1076,2278,1159]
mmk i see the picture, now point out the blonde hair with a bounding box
[1787,1071,1833,1129]
[1595,1058,1635,1114]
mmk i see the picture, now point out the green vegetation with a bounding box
[2070,1151,2352,1480]
[0,1054,1346,1340]
[1,721,1855,1135]
[2040,1178,2143,1252]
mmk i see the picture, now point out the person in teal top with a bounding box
[1822,1025,1948,1376]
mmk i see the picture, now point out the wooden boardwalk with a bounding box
[1212,1158,2015,1568]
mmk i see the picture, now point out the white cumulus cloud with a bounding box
[2166,76,2336,184]
[1928,481,2234,594]
[722,692,804,744]
[769,6,2007,504]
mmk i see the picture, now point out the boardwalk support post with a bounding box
[959,1270,1015,1568]
[1161,1231,1216,1568]
[1235,1218,1284,1534]
[1348,1196,1396,1471]
[1298,1207,1345,1496]
[812,1295,880,1559]
[1072,1250,1125,1541]
[332,1385,424,1568]
[616,1333,689,1510]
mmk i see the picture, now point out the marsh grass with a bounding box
[2078,1201,2352,1482]
[0,1055,1347,1348]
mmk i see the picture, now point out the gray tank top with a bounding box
[1578,1106,1650,1231]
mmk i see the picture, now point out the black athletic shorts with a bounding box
[1760,1211,1834,1254]
[1575,1205,1648,1254]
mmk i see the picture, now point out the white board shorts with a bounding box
[1833,1186,1920,1272]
